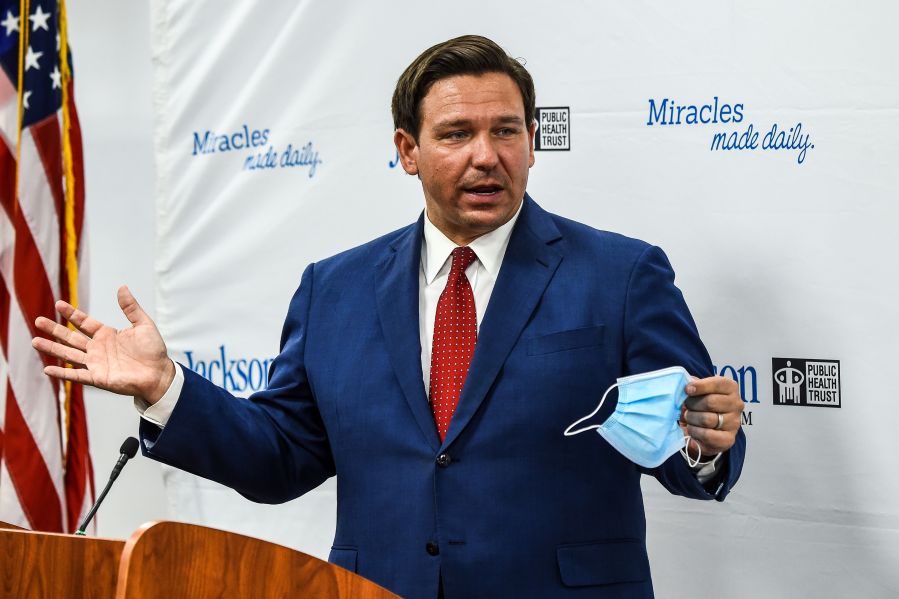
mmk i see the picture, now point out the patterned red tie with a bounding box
[429,246,478,441]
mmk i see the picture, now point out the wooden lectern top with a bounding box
[0,523,124,599]
[0,520,398,599]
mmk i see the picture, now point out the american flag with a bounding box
[0,0,93,532]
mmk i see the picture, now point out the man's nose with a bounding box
[469,134,499,170]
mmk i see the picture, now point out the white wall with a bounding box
[67,1,167,539]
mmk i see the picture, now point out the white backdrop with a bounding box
[75,1,899,597]
[67,0,167,544]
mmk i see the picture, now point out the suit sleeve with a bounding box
[623,245,746,502]
[139,263,336,504]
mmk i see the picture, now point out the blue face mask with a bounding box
[563,366,700,468]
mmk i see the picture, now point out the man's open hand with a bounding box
[31,286,175,404]
[680,376,744,460]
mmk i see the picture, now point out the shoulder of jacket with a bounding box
[546,212,654,258]
[313,222,417,273]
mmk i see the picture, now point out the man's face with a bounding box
[395,72,536,245]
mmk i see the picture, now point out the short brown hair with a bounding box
[391,35,536,141]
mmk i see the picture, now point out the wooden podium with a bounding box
[0,520,398,598]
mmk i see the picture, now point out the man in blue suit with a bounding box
[34,35,745,598]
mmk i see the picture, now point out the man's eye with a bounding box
[446,131,467,140]
[496,128,518,136]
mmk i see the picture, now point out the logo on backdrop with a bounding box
[713,362,759,426]
[645,97,815,164]
[771,357,841,407]
[181,345,275,394]
[191,124,323,178]
[535,107,570,151]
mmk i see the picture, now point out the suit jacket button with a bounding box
[436,453,452,468]
[426,541,440,556]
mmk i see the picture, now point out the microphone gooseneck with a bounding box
[75,436,140,535]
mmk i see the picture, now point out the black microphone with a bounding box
[75,437,139,535]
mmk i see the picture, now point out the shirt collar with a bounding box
[421,199,524,284]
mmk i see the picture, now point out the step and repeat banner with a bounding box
[148,1,897,596]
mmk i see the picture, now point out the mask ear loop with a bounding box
[679,435,702,468]
[563,384,618,436]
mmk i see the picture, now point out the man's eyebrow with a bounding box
[433,115,525,129]
[495,115,525,125]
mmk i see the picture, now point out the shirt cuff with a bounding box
[686,451,723,484]
[133,362,184,428]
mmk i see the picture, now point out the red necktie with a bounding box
[429,246,478,441]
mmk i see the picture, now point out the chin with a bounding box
[462,210,514,234]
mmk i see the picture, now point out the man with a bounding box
[33,35,745,598]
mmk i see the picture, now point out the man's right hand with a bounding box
[31,285,175,405]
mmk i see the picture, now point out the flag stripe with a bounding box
[3,380,63,530]
[0,355,6,447]
[0,200,10,461]
[30,116,65,222]
[64,381,91,530]
[0,281,64,485]
[0,66,17,148]
[0,287,7,454]
[0,204,65,500]
[15,126,62,299]
[0,139,59,370]
[0,271,63,532]
[0,457,29,528]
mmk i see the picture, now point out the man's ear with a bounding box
[394,128,420,176]
[527,120,537,168]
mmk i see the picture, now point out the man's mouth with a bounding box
[464,184,504,196]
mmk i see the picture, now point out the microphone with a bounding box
[75,437,140,536]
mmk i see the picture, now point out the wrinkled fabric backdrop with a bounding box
[146,1,898,596]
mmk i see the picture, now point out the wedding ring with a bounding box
[715,413,725,430]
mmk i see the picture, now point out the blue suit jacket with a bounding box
[141,196,746,598]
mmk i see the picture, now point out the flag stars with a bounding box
[30,4,51,32]
[22,90,32,110]
[25,45,43,71]
[2,10,18,36]
[50,65,61,89]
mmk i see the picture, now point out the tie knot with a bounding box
[450,246,477,274]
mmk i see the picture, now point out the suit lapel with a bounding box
[442,196,564,449]
[375,214,441,451]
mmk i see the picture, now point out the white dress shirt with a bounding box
[419,203,522,394]
[136,200,720,479]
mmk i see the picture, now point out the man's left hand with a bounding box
[680,376,744,460]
